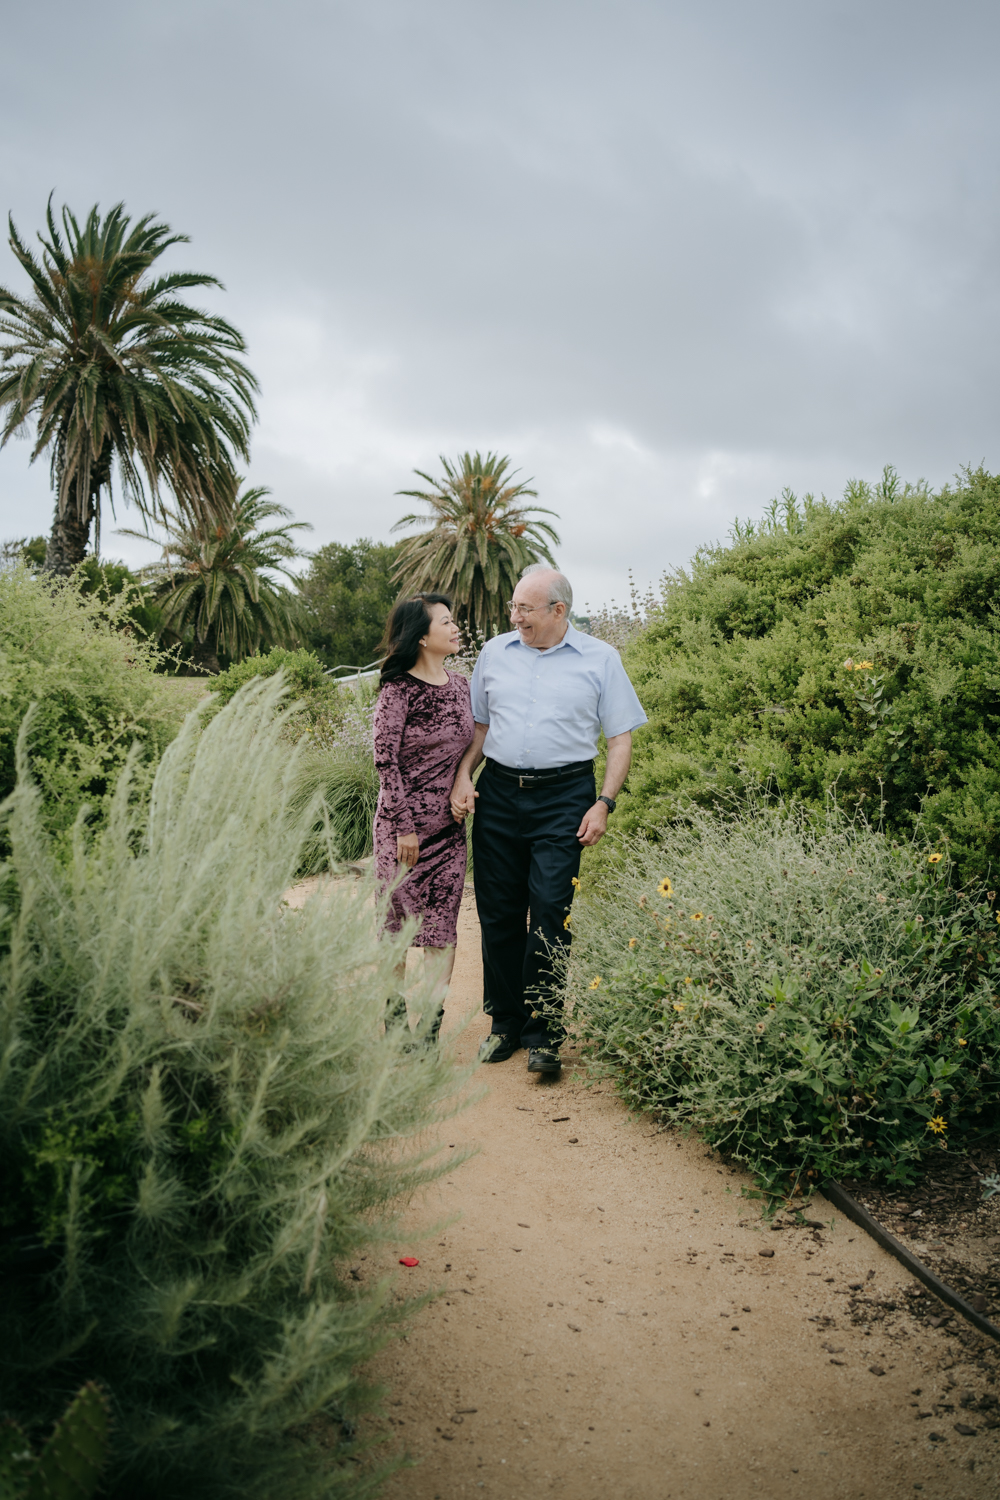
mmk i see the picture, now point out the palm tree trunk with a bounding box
[43,487,94,576]
[190,637,221,675]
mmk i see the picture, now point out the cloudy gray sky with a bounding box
[1,0,998,608]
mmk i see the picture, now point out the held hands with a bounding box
[450,773,478,823]
[576,801,609,847]
[396,832,420,868]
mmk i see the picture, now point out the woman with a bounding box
[373,593,474,1035]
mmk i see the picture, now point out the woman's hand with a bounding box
[450,772,478,822]
[396,832,420,868]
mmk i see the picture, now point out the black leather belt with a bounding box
[486,758,593,789]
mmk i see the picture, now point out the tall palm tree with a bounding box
[391,451,560,638]
[0,198,258,574]
[130,484,309,674]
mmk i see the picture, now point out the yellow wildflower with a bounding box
[657,877,673,898]
[629,937,637,949]
[571,876,580,888]
[927,852,943,864]
[588,976,602,990]
[958,1038,967,1047]
[857,660,874,670]
[672,1001,686,1012]
[563,913,572,930]
[927,1116,948,1134]
[691,911,704,921]
[683,976,693,984]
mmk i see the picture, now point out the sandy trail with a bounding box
[359,889,997,1500]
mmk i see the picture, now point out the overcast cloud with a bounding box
[1,0,998,608]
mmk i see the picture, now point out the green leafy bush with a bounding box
[76,556,163,641]
[565,800,1000,1200]
[298,539,403,671]
[209,650,379,868]
[208,646,337,716]
[618,466,1000,885]
[0,566,179,846]
[0,679,467,1499]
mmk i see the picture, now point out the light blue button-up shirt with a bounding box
[469,622,648,770]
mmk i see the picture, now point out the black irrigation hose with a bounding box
[822,1179,1000,1345]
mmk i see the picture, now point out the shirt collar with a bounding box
[502,620,583,654]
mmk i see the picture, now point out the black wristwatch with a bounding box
[598,795,616,813]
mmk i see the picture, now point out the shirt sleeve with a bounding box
[373,682,416,835]
[598,650,648,738]
[470,645,490,724]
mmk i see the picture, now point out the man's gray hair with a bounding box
[520,562,573,612]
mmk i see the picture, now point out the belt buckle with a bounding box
[519,773,536,788]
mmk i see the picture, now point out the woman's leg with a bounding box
[422,944,456,1039]
[386,955,409,1031]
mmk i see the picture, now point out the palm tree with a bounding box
[130,484,309,674]
[391,451,560,638]
[0,198,258,574]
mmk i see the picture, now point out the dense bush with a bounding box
[0,566,180,846]
[0,679,466,1499]
[76,556,163,641]
[565,801,1000,1200]
[618,466,1000,885]
[298,539,402,671]
[209,649,378,866]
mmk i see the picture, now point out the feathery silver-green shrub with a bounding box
[0,679,468,1499]
[566,801,1000,1200]
[0,564,180,850]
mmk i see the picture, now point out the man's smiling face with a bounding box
[510,571,568,649]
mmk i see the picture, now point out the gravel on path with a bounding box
[362,889,1000,1500]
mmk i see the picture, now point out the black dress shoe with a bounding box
[479,1033,521,1062]
[527,1048,561,1074]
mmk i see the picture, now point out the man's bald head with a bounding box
[511,564,573,649]
[520,563,573,612]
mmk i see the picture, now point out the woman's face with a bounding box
[423,603,461,656]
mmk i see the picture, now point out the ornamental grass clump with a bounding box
[565,800,1000,1201]
[0,678,468,1500]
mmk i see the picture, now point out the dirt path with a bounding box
[361,890,998,1500]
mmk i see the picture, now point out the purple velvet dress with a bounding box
[373,670,474,948]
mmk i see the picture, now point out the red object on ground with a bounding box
[399,1257,420,1267]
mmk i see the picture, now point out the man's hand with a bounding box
[576,801,609,847]
[450,773,478,822]
[396,832,420,867]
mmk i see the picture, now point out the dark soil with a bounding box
[839,1140,1000,1386]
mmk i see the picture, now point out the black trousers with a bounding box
[472,760,595,1050]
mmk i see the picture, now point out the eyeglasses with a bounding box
[507,600,555,617]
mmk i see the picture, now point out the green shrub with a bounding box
[76,557,163,641]
[294,751,380,870]
[210,653,379,869]
[0,566,179,847]
[618,466,1000,885]
[208,646,337,716]
[0,679,468,1499]
[298,539,403,671]
[565,800,1000,1201]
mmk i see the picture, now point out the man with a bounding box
[449,564,647,1074]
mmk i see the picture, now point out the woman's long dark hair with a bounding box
[378,593,453,688]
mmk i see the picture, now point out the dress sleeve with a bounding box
[373,682,416,836]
